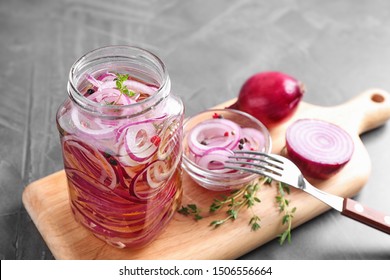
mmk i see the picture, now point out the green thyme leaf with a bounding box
[249,215,261,231]
[209,202,221,212]
[177,204,203,221]
[210,220,224,228]
[207,179,266,229]
[178,206,190,216]
[187,204,197,212]
[115,73,136,98]
[276,181,296,245]
[227,209,238,220]
[279,230,289,245]
[178,177,296,246]
[194,214,203,221]
[251,222,261,231]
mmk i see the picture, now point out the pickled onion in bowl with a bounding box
[182,109,272,191]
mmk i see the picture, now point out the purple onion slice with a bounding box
[286,119,354,180]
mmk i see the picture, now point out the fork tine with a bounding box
[223,164,280,182]
[227,155,284,170]
[225,165,280,180]
[224,150,287,180]
[224,159,283,176]
[228,150,285,172]
[232,150,283,164]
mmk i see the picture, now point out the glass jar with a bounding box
[56,46,184,249]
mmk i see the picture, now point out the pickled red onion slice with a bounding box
[286,119,354,180]
[62,136,117,190]
[96,71,116,81]
[84,72,158,106]
[115,114,167,139]
[70,107,116,139]
[186,116,267,172]
[123,123,158,162]
[146,156,180,189]
[187,118,241,156]
[98,80,157,95]
[241,127,266,151]
[87,88,135,105]
[85,73,102,88]
[196,147,234,173]
[157,117,181,161]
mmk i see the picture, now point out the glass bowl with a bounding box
[182,108,272,191]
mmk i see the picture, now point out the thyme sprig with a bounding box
[179,178,266,231]
[112,73,136,104]
[178,204,203,221]
[177,177,297,245]
[209,179,265,231]
[276,182,296,245]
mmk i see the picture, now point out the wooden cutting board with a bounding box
[23,89,390,260]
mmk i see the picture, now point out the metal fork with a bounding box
[225,150,390,234]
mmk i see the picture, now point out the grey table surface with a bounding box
[1,0,390,260]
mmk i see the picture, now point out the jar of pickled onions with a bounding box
[56,46,184,249]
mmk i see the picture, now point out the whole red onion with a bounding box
[230,71,304,128]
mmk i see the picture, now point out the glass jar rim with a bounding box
[67,45,170,116]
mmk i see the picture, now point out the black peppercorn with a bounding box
[86,88,95,96]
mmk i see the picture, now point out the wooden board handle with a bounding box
[339,89,390,134]
[342,198,390,234]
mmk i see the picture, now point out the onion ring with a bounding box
[286,118,354,179]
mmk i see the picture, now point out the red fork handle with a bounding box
[341,198,390,234]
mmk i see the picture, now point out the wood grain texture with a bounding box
[22,88,390,259]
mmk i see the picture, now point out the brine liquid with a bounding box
[58,73,183,249]
[60,116,183,248]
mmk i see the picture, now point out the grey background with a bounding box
[1,0,390,259]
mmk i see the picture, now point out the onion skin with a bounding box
[230,71,304,128]
[285,119,354,180]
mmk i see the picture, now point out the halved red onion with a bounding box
[285,118,354,179]
[187,118,241,156]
